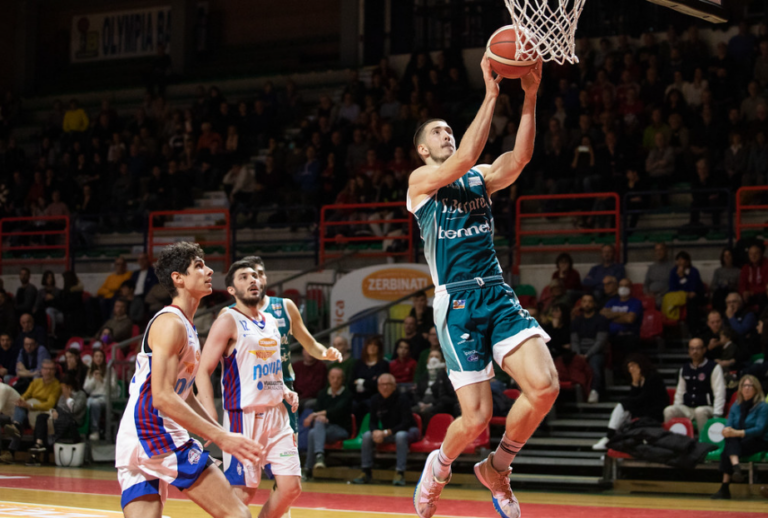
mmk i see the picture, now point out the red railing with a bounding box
[0,216,70,274]
[148,209,231,268]
[319,202,414,264]
[735,186,768,242]
[514,192,621,275]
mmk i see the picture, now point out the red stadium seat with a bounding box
[640,295,656,312]
[517,295,536,309]
[326,414,356,451]
[663,418,694,438]
[667,388,676,406]
[463,426,490,454]
[503,389,521,400]
[631,283,644,298]
[640,309,663,341]
[131,325,141,338]
[283,289,302,306]
[410,414,454,453]
[607,449,633,459]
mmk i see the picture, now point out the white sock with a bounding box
[432,446,456,481]
[492,434,524,472]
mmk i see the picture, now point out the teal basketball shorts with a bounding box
[433,275,550,390]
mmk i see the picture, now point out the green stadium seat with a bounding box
[514,284,536,297]
[521,236,540,246]
[706,231,727,241]
[594,235,615,245]
[78,407,91,437]
[541,236,568,246]
[647,232,675,243]
[699,417,727,462]
[568,235,592,245]
[627,233,647,244]
[342,413,371,450]
[677,234,699,242]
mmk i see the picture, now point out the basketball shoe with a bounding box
[413,450,450,518]
[474,452,520,518]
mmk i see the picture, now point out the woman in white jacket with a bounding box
[82,348,117,441]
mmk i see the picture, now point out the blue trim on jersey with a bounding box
[225,455,247,486]
[121,480,160,509]
[170,440,211,489]
[135,356,175,457]
[221,349,242,412]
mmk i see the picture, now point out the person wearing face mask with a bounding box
[601,278,643,375]
[413,350,458,429]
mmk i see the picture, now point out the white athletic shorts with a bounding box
[223,403,300,487]
[117,438,211,509]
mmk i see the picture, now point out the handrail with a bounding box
[0,215,71,274]
[514,192,620,274]
[621,188,733,261]
[735,186,768,242]
[319,202,415,264]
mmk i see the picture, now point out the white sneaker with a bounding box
[592,437,610,451]
[474,453,520,518]
[588,390,599,404]
[88,431,100,441]
[413,450,450,518]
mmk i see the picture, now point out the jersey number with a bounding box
[240,321,249,331]
[174,377,196,395]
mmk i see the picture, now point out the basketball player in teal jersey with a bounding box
[411,56,556,518]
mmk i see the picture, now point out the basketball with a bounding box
[486,25,538,79]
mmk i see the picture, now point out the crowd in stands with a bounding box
[0,21,766,241]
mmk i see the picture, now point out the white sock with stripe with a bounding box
[492,434,524,471]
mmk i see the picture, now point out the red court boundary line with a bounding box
[0,475,762,518]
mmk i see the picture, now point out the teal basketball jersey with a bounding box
[408,168,502,286]
[261,296,295,382]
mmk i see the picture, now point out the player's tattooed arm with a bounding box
[284,298,342,362]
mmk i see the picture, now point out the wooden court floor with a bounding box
[0,465,766,518]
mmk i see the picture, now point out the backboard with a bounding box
[646,0,728,23]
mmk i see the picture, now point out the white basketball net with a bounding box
[503,0,587,64]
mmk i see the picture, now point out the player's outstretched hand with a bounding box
[322,346,343,362]
[481,54,502,96]
[521,59,543,95]
[284,389,299,413]
[217,432,263,466]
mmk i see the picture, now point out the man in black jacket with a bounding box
[303,367,353,479]
[352,373,419,486]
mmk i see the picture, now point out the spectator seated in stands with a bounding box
[63,347,88,391]
[711,248,741,313]
[96,257,132,317]
[332,335,355,383]
[711,375,768,500]
[725,292,759,355]
[552,253,582,303]
[293,348,328,414]
[592,354,669,450]
[597,275,619,308]
[538,279,570,325]
[15,268,38,316]
[414,326,440,383]
[572,294,610,404]
[130,252,158,309]
[32,271,62,339]
[582,245,626,301]
[664,338,726,431]
[14,313,47,352]
[389,339,417,384]
[644,242,674,308]
[118,280,145,324]
[303,366,353,480]
[408,291,434,338]
[350,336,390,419]
[402,316,428,360]
[0,333,19,383]
[14,336,51,395]
[144,282,172,318]
[664,251,704,333]
[26,372,86,467]
[700,310,744,372]
[544,303,593,402]
[83,348,116,441]
[94,298,133,353]
[601,278,643,373]
[412,349,457,428]
[0,292,16,339]
[740,244,768,308]
[1,359,60,463]
[351,373,419,487]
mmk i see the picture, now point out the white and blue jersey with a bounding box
[116,305,211,509]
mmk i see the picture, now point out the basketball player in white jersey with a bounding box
[116,242,262,518]
[197,260,302,518]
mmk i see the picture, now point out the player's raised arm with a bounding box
[408,55,501,197]
[284,298,342,362]
[151,314,261,465]
[477,61,542,194]
[196,311,236,421]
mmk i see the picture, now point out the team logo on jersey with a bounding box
[271,303,283,317]
[259,338,278,348]
[254,359,282,389]
[182,361,196,374]
[249,350,275,360]
[452,300,466,310]
[237,463,243,475]
[463,350,480,362]
[279,450,297,457]
[188,448,201,465]
[255,413,265,420]
[469,176,483,187]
